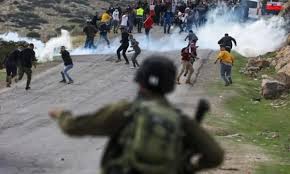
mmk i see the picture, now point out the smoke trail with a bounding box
[0,30,72,62]
[0,32,45,58]
[196,5,287,57]
[1,6,288,60]
[39,30,72,61]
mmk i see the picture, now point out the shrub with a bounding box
[68,18,84,24]
[26,32,41,39]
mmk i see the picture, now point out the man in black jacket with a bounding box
[98,22,110,48]
[83,21,98,49]
[4,44,23,87]
[59,46,74,84]
[18,43,37,90]
[116,27,130,64]
[218,33,237,52]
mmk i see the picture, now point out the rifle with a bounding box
[181,99,210,174]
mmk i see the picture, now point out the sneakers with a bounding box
[67,80,74,84]
[59,80,66,83]
[6,84,11,88]
[25,86,31,90]
[125,62,129,65]
[130,66,136,69]
[115,59,121,63]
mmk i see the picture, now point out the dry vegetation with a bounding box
[0,0,110,40]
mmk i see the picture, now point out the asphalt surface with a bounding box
[0,49,215,174]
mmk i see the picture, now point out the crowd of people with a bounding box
[0,2,245,174]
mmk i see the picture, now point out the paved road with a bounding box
[0,49,215,174]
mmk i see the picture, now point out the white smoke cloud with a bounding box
[39,30,72,61]
[0,6,288,60]
[0,30,72,62]
[196,6,287,57]
[0,32,45,58]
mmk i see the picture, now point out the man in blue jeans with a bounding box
[163,9,173,34]
[60,46,74,84]
[214,45,234,86]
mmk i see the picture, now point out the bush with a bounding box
[68,18,85,24]
[6,12,48,28]
[26,32,41,39]
[18,5,34,11]
[53,6,71,14]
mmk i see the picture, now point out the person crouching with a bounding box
[59,46,74,84]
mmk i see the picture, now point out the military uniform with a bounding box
[52,56,224,174]
[56,96,224,174]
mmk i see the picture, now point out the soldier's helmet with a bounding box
[135,56,176,95]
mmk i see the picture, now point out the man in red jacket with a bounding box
[176,46,194,85]
[144,14,154,40]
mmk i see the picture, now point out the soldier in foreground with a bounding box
[49,56,224,174]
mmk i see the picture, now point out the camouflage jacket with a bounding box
[57,96,224,173]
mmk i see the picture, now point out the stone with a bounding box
[275,72,290,89]
[261,79,286,99]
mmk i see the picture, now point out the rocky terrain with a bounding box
[0,0,112,40]
[242,38,290,99]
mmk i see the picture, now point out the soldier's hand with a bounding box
[49,108,64,119]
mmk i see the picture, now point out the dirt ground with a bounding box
[0,48,267,174]
[0,61,61,89]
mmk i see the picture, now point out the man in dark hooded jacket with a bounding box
[218,33,237,52]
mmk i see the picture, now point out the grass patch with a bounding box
[210,52,290,173]
[0,70,5,81]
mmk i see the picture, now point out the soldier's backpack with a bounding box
[105,100,184,174]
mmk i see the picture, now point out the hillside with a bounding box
[0,0,111,40]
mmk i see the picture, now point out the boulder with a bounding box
[247,57,270,69]
[274,46,290,71]
[276,72,290,89]
[261,79,286,99]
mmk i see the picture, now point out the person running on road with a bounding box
[83,20,98,49]
[215,45,235,86]
[3,44,23,87]
[177,46,194,85]
[18,43,37,90]
[218,33,237,52]
[120,11,129,30]
[163,8,174,34]
[59,46,74,84]
[116,27,130,64]
[144,13,154,41]
[128,35,141,69]
[98,22,110,48]
[112,9,120,34]
[185,30,198,45]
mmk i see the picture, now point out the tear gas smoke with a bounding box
[0,6,287,60]
[196,5,287,57]
[0,30,72,62]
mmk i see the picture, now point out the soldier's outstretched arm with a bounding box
[183,117,224,172]
[50,101,132,137]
